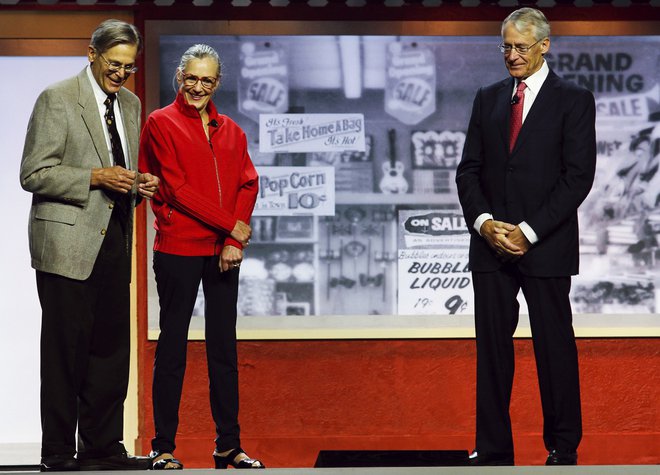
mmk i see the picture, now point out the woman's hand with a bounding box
[219,245,243,273]
[137,172,160,199]
[230,220,252,246]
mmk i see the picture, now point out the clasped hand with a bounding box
[230,219,252,247]
[137,172,159,199]
[480,219,530,262]
[91,166,135,193]
[91,166,160,199]
[220,221,252,272]
[220,245,243,273]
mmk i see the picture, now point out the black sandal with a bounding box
[213,448,264,469]
[150,451,183,470]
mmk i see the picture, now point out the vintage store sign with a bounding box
[259,114,366,153]
[397,210,472,316]
[546,47,660,122]
[401,211,468,248]
[253,166,335,216]
[595,84,659,122]
[238,41,289,123]
[385,42,436,126]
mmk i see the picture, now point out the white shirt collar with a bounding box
[515,59,549,96]
[85,64,116,107]
[84,65,130,169]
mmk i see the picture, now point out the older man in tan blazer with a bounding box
[20,19,158,472]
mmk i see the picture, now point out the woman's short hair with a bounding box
[90,19,142,54]
[502,8,551,41]
[178,44,222,79]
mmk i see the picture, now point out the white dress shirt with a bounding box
[473,60,550,245]
[86,65,130,169]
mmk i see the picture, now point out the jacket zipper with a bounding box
[202,115,223,210]
[209,139,223,209]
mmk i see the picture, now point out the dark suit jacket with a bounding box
[456,69,596,277]
[20,68,141,280]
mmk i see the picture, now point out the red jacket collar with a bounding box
[174,90,222,126]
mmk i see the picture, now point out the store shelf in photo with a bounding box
[336,192,457,205]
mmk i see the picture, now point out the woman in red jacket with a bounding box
[139,44,263,470]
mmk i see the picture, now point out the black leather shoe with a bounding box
[40,456,79,472]
[78,452,151,471]
[467,450,514,466]
[546,449,577,465]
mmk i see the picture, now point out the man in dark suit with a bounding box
[456,8,596,466]
[20,19,158,471]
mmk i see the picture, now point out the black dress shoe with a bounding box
[40,456,79,472]
[78,452,151,471]
[546,449,577,465]
[467,450,514,466]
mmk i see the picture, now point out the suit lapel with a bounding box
[117,89,138,171]
[78,70,112,168]
[497,78,515,155]
[511,71,560,154]
[117,89,140,207]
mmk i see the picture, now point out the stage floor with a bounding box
[1,467,660,475]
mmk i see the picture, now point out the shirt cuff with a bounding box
[518,221,539,245]
[474,213,493,236]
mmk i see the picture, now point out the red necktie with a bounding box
[509,81,527,152]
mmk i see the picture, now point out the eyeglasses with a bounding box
[181,73,218,89]
[97,52,138,74]
[498,38,543,55]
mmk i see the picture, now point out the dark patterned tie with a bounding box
[104,94,127,169]
[509,81,527,152]
[103,94,130,238]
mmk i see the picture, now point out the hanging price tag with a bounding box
[238,41,289,123]
[385,41,436,125]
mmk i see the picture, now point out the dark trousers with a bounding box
[37,210,130,459]
[472,266,582,457]
[151,252,241,454]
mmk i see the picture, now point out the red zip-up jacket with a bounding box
[139,91,258,256]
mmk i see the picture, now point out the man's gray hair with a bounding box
[90,19,142,54]
[178,44,222,79]
[502,8,551,41]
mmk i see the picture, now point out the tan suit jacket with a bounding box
[20,68,141,280]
